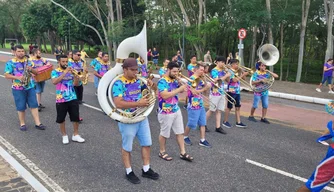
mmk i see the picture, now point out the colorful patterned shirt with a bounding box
[4,58,34,90]
[159,67,167,76]
[90,57,101,68]
[137,58,148,78]
[51,68,77,103]
[210,67,226,96]
[94,61,110,77]
[68,59,84,86]
[187,63,197,77]
[251,70,270,96]
[227,69,240,94]
[30,58,48,68]
[187,75,205,110]
[112,75,147,113]
[157,76,180,114]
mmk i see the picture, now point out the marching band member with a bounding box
[183,55,198,109]
[30,48,52,111]
[159,59,169,76]
[183,64,212,147]
[205,56,231,134]
[4,45,46,131]
[248,62,278,124]
[90,51,102,95]
[94,52,110,88]
[297,101,334,192]
[157,61,193,162]
[222,59,248,128]
[68,50,85,104]
[112,58,159,184]
[137,56,148,78]
[67,51,73,60]
[51,55,85,144]
[80,48,89,63]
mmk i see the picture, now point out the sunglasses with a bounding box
[76,54,81,56]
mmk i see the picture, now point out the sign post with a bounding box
[238,28,247,66]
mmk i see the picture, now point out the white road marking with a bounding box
[83,103,103,112]
[0,74,4,77]
[0,146,49,192]
[0,136,65,192]
[246,159,334,191]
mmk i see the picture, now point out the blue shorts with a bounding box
[12,88,38,111]
[94,76,99,89]
[253,94,269,109]
[305,146,334,192]
[35,81,45,93]
[153,59,158,65]
[321,76,332,85]
[118,118,152,152]
[227,93,241,109]
[187,108,206,129]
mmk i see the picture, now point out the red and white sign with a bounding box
[238,28,247,39]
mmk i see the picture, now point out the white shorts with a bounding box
[157,110,184,138]
[209,95,226,112]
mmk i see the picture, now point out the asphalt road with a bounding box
[0,60,333,192]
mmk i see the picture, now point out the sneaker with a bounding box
[72,135,85,143]
[20,125,27,131]
[126,171,141,184]
[183,105,187,110]
[35,124,46,130]
[39,104,46,109]
[142,168,159,180]
[316,88,321,92]
[248,116,257,122]
[215,127,226,134]
[199,140,212,148]
[38,106,42,112]
[261,118,270,124]
[236,122,247,128]
[62,135,69,145]
[205,126,210,132]
[79,117,83,122]
[95,91,98,96]
[222,121,232,128]
[329,90,334,94]
[184,137,192,146]
[78,101,83,104]
[318,140,329,146]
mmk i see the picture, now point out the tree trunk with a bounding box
[296,0,311,82]
[36,36,41,51]
[266,0,274,71]
[250,26,257,68]
[42,35,47,53]
[324,0,333,62]
[279,22,284,81]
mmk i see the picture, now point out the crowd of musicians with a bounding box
[4,44,334,192]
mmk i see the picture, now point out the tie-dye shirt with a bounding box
[68,59,84,86]
[187,63,197,77]
[137,58,148,78]
[4,58,35,90]
[30,58,48,68]
[227,69,240,94]
[157,76,180,114]
[94,61,110,77]
[112,75,148,113]
[51,68,77,103]
[90,57,101,68]
[251,70,270,96]
[187,75,205,110]
[210,67,226,96]
[159,67,167,76]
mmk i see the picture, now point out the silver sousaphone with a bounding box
[250,44,279,92]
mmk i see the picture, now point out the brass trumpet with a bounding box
[203,74,236,105]
[71,69,89,85]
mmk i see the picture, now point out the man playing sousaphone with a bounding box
[112,58,159,184]
[248,61,278,124]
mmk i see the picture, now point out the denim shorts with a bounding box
[321,76,332,85]
[118,118,152,152]
[94,76,99,88]
[12,88,38,111]
[227,93,241,109]
[187,107,206,129]
[253,94,269,109]
[153,59,158,65]
[35,81,45,93]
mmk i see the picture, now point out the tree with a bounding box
[324,0,333,62]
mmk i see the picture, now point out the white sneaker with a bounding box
[72,135,85,143]
[316,88,321,92]
[62,135,69,145]
[329,90,334,94]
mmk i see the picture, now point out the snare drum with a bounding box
[34,64,53,82]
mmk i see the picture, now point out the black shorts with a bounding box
[227,93,241,109]
[56,100,80,123]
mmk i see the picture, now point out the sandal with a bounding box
[159,152,173,161]
[180,153,193,162]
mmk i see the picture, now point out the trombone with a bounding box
[203,74,236,105]
[177,73,217,110]
[226,65,253,90]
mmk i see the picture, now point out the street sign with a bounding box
[238,28,247,39]
[238,44,244,49]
